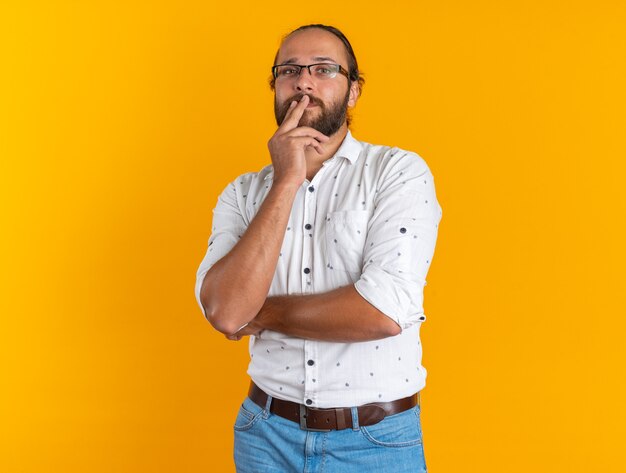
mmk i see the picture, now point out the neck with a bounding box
[304,122,349,168]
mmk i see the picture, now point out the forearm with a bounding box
[201,181,299,335]
[242,284,402,342]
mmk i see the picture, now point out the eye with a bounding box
[314,65,333,75]
[280,66,299,76]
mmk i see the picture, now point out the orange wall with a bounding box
[1,1,625,472]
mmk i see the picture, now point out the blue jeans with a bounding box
[233,395,428,472]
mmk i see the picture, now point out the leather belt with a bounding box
[248,381,418,432]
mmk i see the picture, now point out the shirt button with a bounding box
[400,227,407,233]
[307,359,315,366]
[308,186,315,192]
[304,223,312,230]
[303,268,311,274]
[306,399,313,405]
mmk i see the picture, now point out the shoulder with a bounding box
[356,137,433,180]
[384,147,430,175]
[229,166,270,187]
[221,164,273,194]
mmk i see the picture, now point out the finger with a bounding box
[307,143,324,155]
[291,136,325,155]
[308,142,324,155]
[278,95,309,132]
[304,137,324,154]
[281,95,307,124]
[283,100,297,117]
[286,126,330,143]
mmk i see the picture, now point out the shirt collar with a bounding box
[264,129,363,181]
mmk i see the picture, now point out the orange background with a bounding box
[1,1,625,472]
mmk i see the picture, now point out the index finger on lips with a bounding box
[278,95,309,132]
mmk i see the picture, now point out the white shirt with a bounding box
[195,130,442,408]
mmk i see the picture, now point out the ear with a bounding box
[348,80,360,108]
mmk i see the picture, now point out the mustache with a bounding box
[286,94,323,107]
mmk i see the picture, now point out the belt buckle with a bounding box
[299,404,332,432]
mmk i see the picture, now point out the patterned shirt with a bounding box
[195,129,443,408]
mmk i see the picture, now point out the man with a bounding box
[195,24,442,472]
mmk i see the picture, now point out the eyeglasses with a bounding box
[272,63,350,81]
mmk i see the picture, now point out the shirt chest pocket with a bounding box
[324,210,370,275]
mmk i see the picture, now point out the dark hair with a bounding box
[268,24,365,96]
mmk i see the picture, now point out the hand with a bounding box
[267,95,330,188]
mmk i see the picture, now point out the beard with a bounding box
[274,88,350,137]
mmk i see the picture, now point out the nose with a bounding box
[294,68,314,92]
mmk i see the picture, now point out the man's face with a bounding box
[273,28,359,137]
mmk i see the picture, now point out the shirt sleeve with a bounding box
[195,178,248,319]
[354,150,443,330]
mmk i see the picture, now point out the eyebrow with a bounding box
[279,56,339,65]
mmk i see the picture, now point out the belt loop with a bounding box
[417,391,421,407]
[335,408,347,430]
[263,394,273,419]
[350,406,359,431]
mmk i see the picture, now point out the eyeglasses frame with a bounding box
[271,63,350,81]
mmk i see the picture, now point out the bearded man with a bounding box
[195,23,442,472]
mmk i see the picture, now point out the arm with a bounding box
[199,95,330,335]
[232,150,442,341]
[199,181,299,335]
[231,284,402,342]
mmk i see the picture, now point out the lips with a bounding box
[291,95,321,107]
